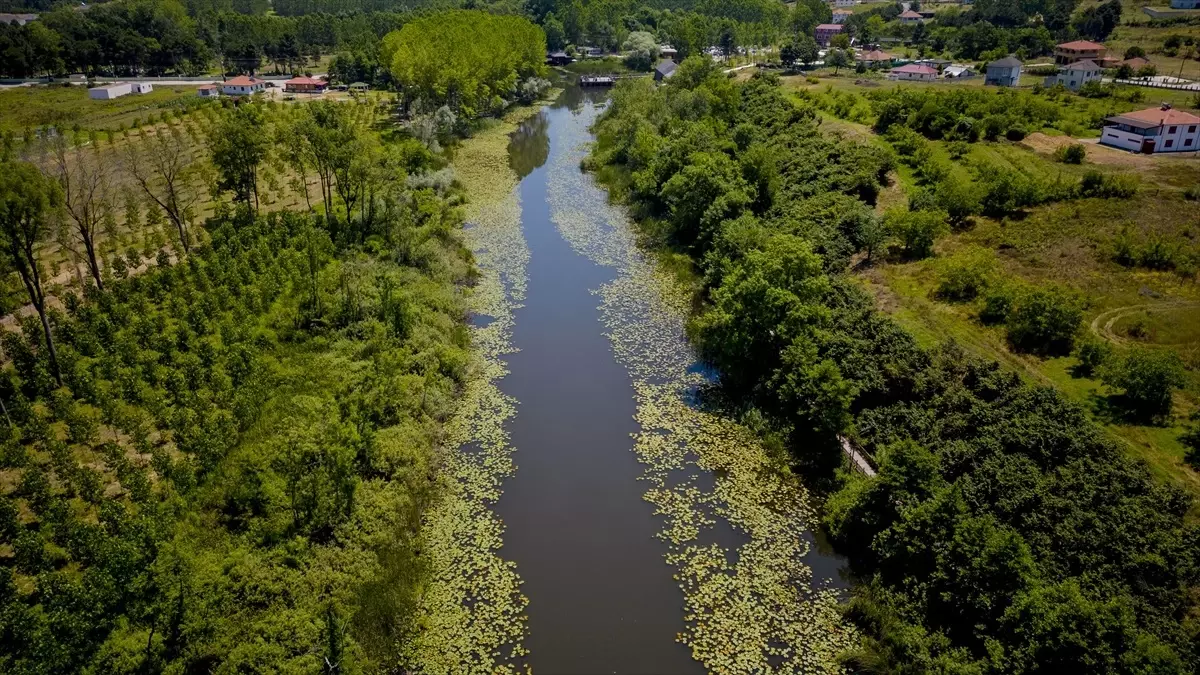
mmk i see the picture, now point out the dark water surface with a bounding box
[493,86,849,674]
[495,90,701,675]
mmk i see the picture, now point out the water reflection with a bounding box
[507,111,550,179]
[553,81,613,113]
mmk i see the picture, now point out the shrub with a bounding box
[975,162,1041,216]
[1102,347,1186,421]
[1182,422,1200,469]
[1054,143,1087,164]
[1073,336,1110,377]
[1006,286,1084,355]
[980,285,1016,324]
[1077,171,1138,198]
[936,248,995,301]
[885,208,949,259]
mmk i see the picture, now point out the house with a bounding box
[283,75,327,93]
[221,75,266,96]
[985,55,1022,86]
[654,59,678,81]
[580,46,604,58]
[132,82,152,94]
[898,9,924,23]
[659,45,678,59]
[1170,0,1199,7]
[943,65,975,78]
[1055,40,1105,65]
[88,82,131,100]
[833,0,857,7]
[815,23,844,46]
[197,84,219,98]
[857,49,893,67]
[546,51,572,66]
[832,9,853,23]
[1100,104,1200,153]
[0,12,38,25]
[889,63,938,81]
[915,58,952,70]
[1045,59,1102,91]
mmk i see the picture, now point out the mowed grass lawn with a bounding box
[777,74,1200,507]
[0,83,208,135]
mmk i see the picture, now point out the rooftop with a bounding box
[892,64,938,75]
[989,55,1023,68]
[1108,105,1200,127]
[1057,40,1105,51]
[224,75,261,86]
[898,9,923,17]
[816,23,843,30]
[1064,59,1102,72]
[284,76,325,85]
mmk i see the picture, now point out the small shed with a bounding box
[654,59,678,82]
[943,65,975,78]
[197,84,219,98]
[349,82,369,93]
[88,82,131,100]
[985,55,1022,86]
[132,82,153,94]
[546,51,572,66]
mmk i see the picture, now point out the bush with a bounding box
[1054,143,1087,164]
[1073,336,1110,377]
[1102,347,1186,421]
[980,286,1015,324]
[1077,171,1138,198]
[975,162,1042,216]
[1182,422,1200,469]
[937,248,995,301]
[885,208,949,259]
[1006,286,1084,355]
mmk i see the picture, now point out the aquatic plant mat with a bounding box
[547,103,857,673]
[405,104,542,674]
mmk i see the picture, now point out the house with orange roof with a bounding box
[898,9,924,24]
[283,75,327,94]
[1101,104,1200,153]
[221,75,266,96]
[1054,40,1105,65]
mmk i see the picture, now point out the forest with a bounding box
[0,92,476,671]
[588,61,1200,673]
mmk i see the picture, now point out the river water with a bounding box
[446,85,855,674]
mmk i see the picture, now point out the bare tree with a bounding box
[50,136,110,290]
[124,127,198,254]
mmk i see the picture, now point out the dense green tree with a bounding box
[0,161,64,384]
[1102,347,1187,421]
[210,105,271,211]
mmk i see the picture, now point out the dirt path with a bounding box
[1089,300,1200,345]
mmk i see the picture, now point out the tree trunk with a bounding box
[83,234,103,291]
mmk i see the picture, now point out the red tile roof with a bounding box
[284,76,325,86]
[224,75,261,86]
[1057,40,1105,51]
[892,64,938,75]
[899,10,923,18]
[858,49,893,61]
[1113,106,1200,126]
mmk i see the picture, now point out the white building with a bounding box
[132,82,153,94]
[221,75,267,96]
[88,82,132,100]
[1100,105,1200,153]
[1045,59,1102,91]
[889,63,938,81]
[943,65,975,78]
[832,0,857,7]
[197,84,219,98]
[1170,0,1198,8]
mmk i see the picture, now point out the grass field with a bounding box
[0,83,214,136]
[777,74,1200,505]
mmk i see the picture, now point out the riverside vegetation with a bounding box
[587,59,1200,673]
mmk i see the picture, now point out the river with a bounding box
[422,84,856,674]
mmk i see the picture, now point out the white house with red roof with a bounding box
[888,63,938,81]
[1101,104,1200,153]
[221,75,266,96]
